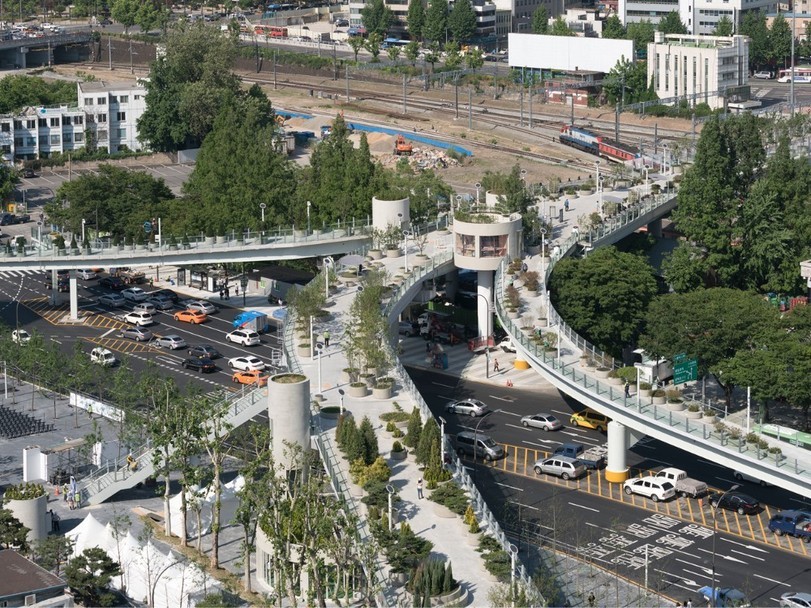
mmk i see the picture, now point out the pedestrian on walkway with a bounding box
[493,358,500,373]
[587,592,595,607]
[50,510,60,531]
[417,478,423,499]
[62,484,68,501]
[565,199,570,212]
[219,288,224,300]
[324,330,330,347]
[235,284,240,297]
[225,286,230,300]
[624,381,630,398]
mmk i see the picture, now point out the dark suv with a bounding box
[708,491,760,515]
[100,276,125,290]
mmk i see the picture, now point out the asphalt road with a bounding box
[406,366,811,607]
[0,269,284,395]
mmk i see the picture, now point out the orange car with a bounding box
[174,309,208,324]
[232,370,269,386]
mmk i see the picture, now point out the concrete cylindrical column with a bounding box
[6,494,48,544]
[477,270,493,339]
[372,197,410,231]
[605,420,629,483]
[22,446,44,482]
[443,269,459,300]
[268,373,311,472]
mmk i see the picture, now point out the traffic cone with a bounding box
[55,486,60,496]
[505,379,513,388]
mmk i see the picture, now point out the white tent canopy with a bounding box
[168,475,245,539]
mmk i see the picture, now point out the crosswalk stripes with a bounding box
[21,297,129,329]
[0,270,40,278]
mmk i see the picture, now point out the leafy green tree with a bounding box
[46,164,173,243]
[602,14,625,39]
[549,16,575,36]
[0,75,77,114]
[180,92,296,234]
[33,535,74,577]
[627,20,655,56]
[110,0,138,34]
[358,415,379,465]
[531,6,548,34]
[138,22,241,152]
[0,508,29,551]
[465,47,485,71]
[387,45,401,62]
[347,35,365,61]
[658,11,687,34]
[712,15,734,36]
[64,547,122,607]
[740,11,770,69]
[603,58,656,105]
[361,0,393,36]
[800,21,811,60]
[448,0,476,43]
[549,247,658,357]
[769,13,792,68]
[136,0,169,33]
[407,0,425,41]
[416,418,440,464]
[366,31,384,61]
[0,165,18,202]
[405,407,422,448]
[662,243,705,292]
[423,0,448,43]
[405,39,421,65]
[444,42,462,69]
[639,289,775,406]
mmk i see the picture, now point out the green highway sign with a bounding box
[674,356,698,385]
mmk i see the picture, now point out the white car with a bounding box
[445,398,489,417]
[146,296,174,310]
[121,287,147,302]
[124,311,154,326]
[132,302,157,315]
[186,300,218,315]
[520,413,563,431]
[228,356,266,371]
[226,329,261,346]
[90,347,116,366]
[733,470,773,487]
[11,329,31,345]
[154,335,187,350]
[77,269,97,280]
[98,293,126,308]
[781,592,811,608]
[623,476,676,502]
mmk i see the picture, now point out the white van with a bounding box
[90,347,116,367]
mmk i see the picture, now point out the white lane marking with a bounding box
[730,549,764,561]
[698,458,724,468]
[696,547,747,564]
[521,439,558,447]
[50,338,62,344]
[488,395,516,403]
[498,409,521,417]
[432,382,454,388]
[513,502,540,511]
[568,502,599,513]
[720,538,769,553]
[753,574,789,586]
[507,423,533,431]
[101,328,117,338]
[495,482,523,492]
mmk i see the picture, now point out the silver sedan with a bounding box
[520,413,563,431]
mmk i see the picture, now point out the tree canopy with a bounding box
[448,0,477,43]
[658,11,687,34]
[626,21,655,56]
[549,247,659,357]
[602,15,626,39]
[712,16,734,36]
[768,14,792,68]
[531,6,548,34]
[603,58,656,106]
[361,0,393,36]
[0,75,77,114]
[549,16,575,36]
[423,0,449,43]
[740,11,769,69]
[137,22,242,152]
[407,0,426,41]
[64,547,122,607]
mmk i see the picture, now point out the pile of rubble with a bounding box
[381,147,460,170]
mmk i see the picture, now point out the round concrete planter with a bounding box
[205,236,215,246]
[526,244,542,256]
[368,249,383,260]
[405,584,467,607]
[507,310,519,319]
[293,229,309,238]
[651,395,666,405]
[667,401,685,412]
[537,318,548,328]
[297,345,311,359]
[432,502,457,519]
[386,248,403,258]
[640,389,653,399]
[347,383,367,398]
[341,369,358,384]
[319,406,342,420]
[216,235,227,244]
[525,289,538,298]
[702,414,718,423]
[580,357,595,369]
[594,367,611,379]
[6,493,48,544]
[390,449,407,461]
[373,386,393,399]
[413,254,430,267]
[684,409,702,420]
[607,376,623,386]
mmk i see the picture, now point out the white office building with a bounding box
[618,0,776,35]
[647,32,749,109]
[0,80,147,162]
[348,0,496,38]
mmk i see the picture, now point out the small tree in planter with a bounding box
[404,407,422,448]
[69,235,78,252]
[666,389,682,404]
[82,234,90,251]
[52,234,66,251]
[463,505,480,534]
[521,270,539,293]
[505,285,521,310]
[15,236,26,254]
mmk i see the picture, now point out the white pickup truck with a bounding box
[654,467,708,499]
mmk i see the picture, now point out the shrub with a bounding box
[478,536,511,582]
[665,389,682,403]
[392,428,404,438]
[4,482,46,500]
[386,421,396,433]
[639,382,652,391]
[392,441,404,453]
[380,410,410,423]
[362,479,396,511]
[429,482,468,516]
[616,366,637,384]
[463,505,480,533]
[652,389,666,398]
[404,407,423,448]
[745,432,759,444]
[687,403,700,412]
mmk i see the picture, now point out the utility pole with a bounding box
[615,103,620,142]
[345,65,349,102]
[468,88,472,130]
[528,86,533,128]
[791,8,797,119]
[519,87,524,127]
[273,49,277,89]
[454,79,459,119]
[108,34,112,70]
[402,74,407,114]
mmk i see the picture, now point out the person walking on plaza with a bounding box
[50,510,60,531]
[624,381,630,398]
[235,284,240,297]
[417,478,424,499]
[324,330,330,348]
[493,358,500,373]
[219,288,224,300]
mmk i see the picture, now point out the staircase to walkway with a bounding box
[79,386,269,505]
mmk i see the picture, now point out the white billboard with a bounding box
[508,34,635,74]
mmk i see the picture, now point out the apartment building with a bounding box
[0,80,146,163]
[647,32,749,109]
[618,0,776,35]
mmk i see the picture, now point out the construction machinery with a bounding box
[394,134,413,156]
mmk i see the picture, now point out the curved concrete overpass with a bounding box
[493,197,811,498]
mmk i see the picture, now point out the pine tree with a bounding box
[443,561,454,592]
[335,413,346,446]
[405,407,422,447]
[447,0,476,43]
[422,0,448,43]
[407,0,425,41]
[358,416,379,465]
[416,418,439,464]
[531,6,548,34]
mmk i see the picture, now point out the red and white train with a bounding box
[559,125,642,166]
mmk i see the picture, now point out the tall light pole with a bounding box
[439,416,447,465]
[338,388,345,414]
[323,257,333,299]
[508,543,519,608]
[81,218,86,244]
[709,484,740,607]
[386,484,395,531]
[475,181,481,206]
[402,230,411,273]
[306,200,311,234]
[259,202,266,226]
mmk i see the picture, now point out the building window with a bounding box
[97,130,108,141]
[1,123,8,133]
[97,97,106,105]
[118,128,127,138]
[134,94,141,100]
[63,116,72,125]
[26,137,36,146]
[1,145,10,153]
[27,120,35,129]
[50,117,60,127]
[120,95,129,103]
[117,111,126,121]
[50,134,61,145]
[455,233,476,257]
[74,132,84,142]
[38,135,48,145]
[38,118,47,128]
[110,95,118,103]
[13,120,22,130]
[98,114,107,123]
[84,97,93,105]
[14,137,23,147]
[74,116,83,125]
[64,132,72,143]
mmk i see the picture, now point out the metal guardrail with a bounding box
[496,193,811,485]
[0,31,92,51]
[380,251,541,604]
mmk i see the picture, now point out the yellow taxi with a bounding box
[231,370,269,387]
[174,309,208,324]
[569,409,610,433]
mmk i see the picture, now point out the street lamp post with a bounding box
[472,409,499,482]
[508,543,519,608]
[240,275,248,307]
[644,165,650,197]
[540,227,547,298]
[475,182,481,206]
[439,416,447,465]
[259,202,266,225]
[338,388,345,414]
[709,484,740,607]
[306,201,311,234]
[81,218,86,244]
[402,230,411,273]
[386,484,395,531]
[323,257,333,299]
